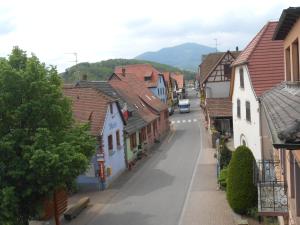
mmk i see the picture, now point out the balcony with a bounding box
[254,160,288,216]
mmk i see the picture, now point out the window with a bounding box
[130,133,137,149]
[285,47,291,81]
[110,103,113,114]
[147,124,151,134]
[116,130,120,146]
[224,64,231,79]
[237,99,241,118]
[108,135,113,150]
[144,76,151,81]
[246,101,251,122]
[292,39,299,81]
[239,67,244,88]
[158,89,160,95]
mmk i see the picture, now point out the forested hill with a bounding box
[61,59,196,83]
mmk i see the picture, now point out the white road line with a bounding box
[178,121,204,225]
[193,119,197,122]
[177,121,181,123]
[188,119,191,123]
[182,120,186,123]
[171,121,175,124]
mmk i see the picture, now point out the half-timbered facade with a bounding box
[199,50,240,135]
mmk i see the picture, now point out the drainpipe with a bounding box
[258,98,263,160]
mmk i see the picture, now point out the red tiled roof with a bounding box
[206,98,232,117]
[232,21,284,97]
[63,86,115,136]
[109,80,158,123]
[114,64,161,88]
[110,72,168,113]
[171,73,184,89]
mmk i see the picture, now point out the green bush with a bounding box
[226,145,257,214]
[218,167,228,190]
[219,139,232,169]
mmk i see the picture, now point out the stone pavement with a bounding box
[180,115,236,225]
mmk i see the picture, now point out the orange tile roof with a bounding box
[171,73,184,89]
[110,72,168,113]
[206,98,232,117]
[109,80,158,123]
[114,64,161,88]
[63,86,115,136]
[232,21,284,97]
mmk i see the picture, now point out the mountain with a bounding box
[61,58,196,83]
[135,43,216,71]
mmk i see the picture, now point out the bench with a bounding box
[64,197,90,221]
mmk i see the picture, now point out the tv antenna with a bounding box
[65,52,78,65]
[214,39,219,52]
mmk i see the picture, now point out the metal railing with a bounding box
[257,181,288,214]
[254,160,288,215]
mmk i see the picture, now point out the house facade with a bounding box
[199,51,240,135]
[171,73,185,99]
[255,8,300,224]
[231,21,284,161]
[75,80,149,170]
[114,64,167,104]
[63,86,126,190]
[110,71,170,140]
[162,72,178,113]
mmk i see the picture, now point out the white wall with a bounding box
[206,81,230,98]
[102,102,126,184]
[232,65,262,160]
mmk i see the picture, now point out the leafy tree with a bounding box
[61,58,196,83]
[0,47,96,224]
[226,145,257,214]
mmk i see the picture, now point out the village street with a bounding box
[63,88,234,225]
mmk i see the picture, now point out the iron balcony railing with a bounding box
[254,160,288,215]
[257,181,288,215]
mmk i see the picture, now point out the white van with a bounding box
[178,99,190,113]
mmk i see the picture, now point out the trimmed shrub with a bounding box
[226,145,257,214]
[218,167,228,190]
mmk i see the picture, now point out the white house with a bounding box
[63,86,126,190]
[231,21,284,160]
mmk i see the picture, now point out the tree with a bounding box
[0,47,96,224]
[226,145,257,214]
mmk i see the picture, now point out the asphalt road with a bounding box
[88,88,203,225]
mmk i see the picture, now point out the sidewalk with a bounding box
[180,114,236,225]
[60,137,168,225]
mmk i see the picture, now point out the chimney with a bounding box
[82,74,88,81]
[122,68,126,76]
[236,46,239,52]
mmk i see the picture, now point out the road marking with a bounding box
[178,119,204,225]
[171,121,175,124]
[193,119,197,122]
[188,119,191,123]
[177,120,181,123]
[182,120,186,123]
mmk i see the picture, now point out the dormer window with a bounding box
[239,67,244,88]
[144,76,151,81]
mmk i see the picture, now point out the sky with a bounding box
[0,0,298,72]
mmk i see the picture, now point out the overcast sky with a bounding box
[0,0,298,72]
